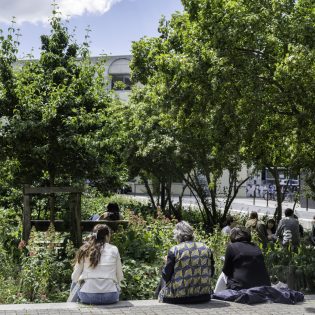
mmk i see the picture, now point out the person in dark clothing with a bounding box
[99,203,123,220]
[293,214,304,238]
[266,219,277,242]
[245,211,268,248]
[218,226,271,291]
[310,215,315,246]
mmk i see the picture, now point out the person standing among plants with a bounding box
[158,221,215,304]
[275,208,300,250]
[245,211,268,248]
[69,224,124,305]
[266,219,277,242]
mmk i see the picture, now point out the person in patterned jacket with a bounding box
[158,221,215,304]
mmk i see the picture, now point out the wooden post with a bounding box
[69,192,82,248]
[23,185,32,242]
[49,193,55,223]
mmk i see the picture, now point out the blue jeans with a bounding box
[78,291,119,305]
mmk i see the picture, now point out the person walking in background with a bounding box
[158,221,215,304]
[275,208,300,250]
[69,224,123,305]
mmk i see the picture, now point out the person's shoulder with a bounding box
[99,212,109,220]
[195,241,209,247]
[103,243,119,254]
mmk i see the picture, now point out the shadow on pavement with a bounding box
[176,300,230,309]
[92,300,230,310]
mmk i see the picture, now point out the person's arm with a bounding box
[222,244,234,278]
[116,250,124,285]
[71,260,84,283]
[162,250,175,283]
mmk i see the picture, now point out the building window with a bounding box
[111,74,131,90]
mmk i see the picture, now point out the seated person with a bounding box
[158,221,215,304]
[266,218,276,242]
[221,215,234,235]
[215,226,270,292]
[245,211,268,247]
[69,224,124,304]
[99,203,123,220]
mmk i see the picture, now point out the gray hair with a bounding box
[173,221,194,243]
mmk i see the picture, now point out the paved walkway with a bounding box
[0,297,314,315]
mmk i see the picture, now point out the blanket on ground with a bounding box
[213,286,304,305]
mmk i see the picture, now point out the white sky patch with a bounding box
[0,0,123,24]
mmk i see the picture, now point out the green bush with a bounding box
[0,194,314,304]
[17,225,74,303]
[264,242,315,292]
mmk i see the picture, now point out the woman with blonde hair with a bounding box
[69,224,123,305]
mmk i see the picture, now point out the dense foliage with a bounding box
[0,195,313,303]
[0,11,126,204]
[121,0,315,225]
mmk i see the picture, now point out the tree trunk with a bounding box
[268,166,283,223]
[141,175,156,209]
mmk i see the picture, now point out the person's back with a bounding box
[162,241,214,303]
[70,224,124,305]
[245,212,267,247]
[159,221,214,304]
[223,241,270,290]
[76,244,122,293]
[276,208,300,247]
[99,203,123,221]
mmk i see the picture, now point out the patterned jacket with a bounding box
[159,241,214,303]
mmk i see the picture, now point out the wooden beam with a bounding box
[24,186,84,195]
[30,219,129,232]
[69,193,82,248]
[80,220,129,231]
[23,189,32,242]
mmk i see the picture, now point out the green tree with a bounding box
[130,0,314,224]
[129,12,250,228]
[1,11,125,216]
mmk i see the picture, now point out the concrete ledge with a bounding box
[0,300,161,311]
[0,296,314,311]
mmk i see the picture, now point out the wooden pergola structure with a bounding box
[23,186,83,247]
[22,186,129,248]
